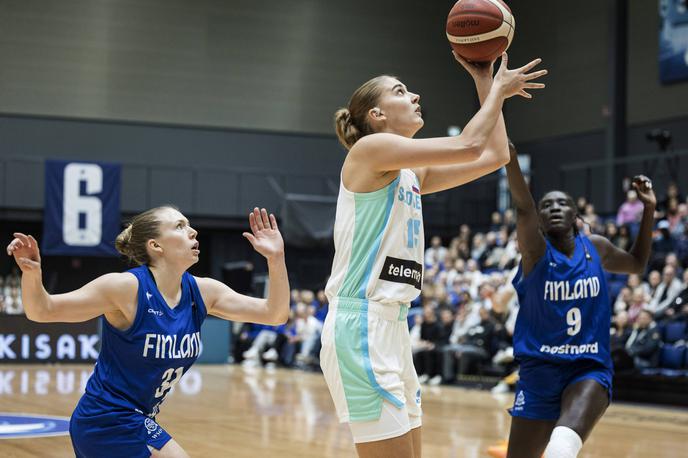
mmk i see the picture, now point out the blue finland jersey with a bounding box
[82,266,207,417]
[512,235,612,369]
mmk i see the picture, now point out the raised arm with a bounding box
[349,54,544,175]
[590,175,656,275]
[504,141,546,276]
[6,233,136,323]
[416,55,546,194]
[197,208,289,326]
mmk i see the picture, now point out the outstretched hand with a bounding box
[493,53,547,99]
[243,208,285,261]
[6,233,41,274]
[632,175,656,207]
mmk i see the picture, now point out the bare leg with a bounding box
[556,378,608,441]
[506,417,556,458]
[151,439,190,458]
[410,426,422,458]
[355,430,415,458]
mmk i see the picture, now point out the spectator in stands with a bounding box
[583,203,600,233]
[623,309,661,369]
[657,182,682,218]
[242,325,281,367]
[4,286,23,315]
[414,305,443,384]
[677,225,688,267]
[610,311,632,352]
[647,270,662,297]
[616,189,644,226]
[576,196,587,216]
[290,289,302,307]
[262,315,297,366]
[613,286,632,314]
[627,273,649,296]
[471,233,488,266]
[425,235,448,267]
[503,208,516,233]
[293,302,322,367]
[649,265,683,319]
[450,306,495,376]
[657,269,688,322]
[628,287,649,324]
[490,211,503,232]
[314,289,329,322]
[615,224,632,251]
[651,220,676,269]
[664,253,683,277]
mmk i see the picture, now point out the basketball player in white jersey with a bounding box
[320,52,547,458]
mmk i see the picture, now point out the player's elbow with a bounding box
[25,307,52,323]
[264,304,289,326]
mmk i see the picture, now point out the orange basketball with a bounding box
[446,0,515,63]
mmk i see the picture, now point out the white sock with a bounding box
[543,426,583,458]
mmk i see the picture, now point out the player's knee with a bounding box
[543,426,582,458]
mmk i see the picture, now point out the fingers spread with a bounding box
[524,69,548,81]
[269,214,278,230]
[260,208,270,229]
[242,232,257,245]
[253,208,265,231]
[519,57,542,73]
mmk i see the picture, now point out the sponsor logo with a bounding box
[411,185,420,194]
[0,413,70,439]
[146,292,153,301]
[144,417,165,440]
[539,342,599,355]
[415,388,422,405]
[451,19,480,28]
[513,391,525,411]
[0,334,99,362]
[379,257,423,289]
[147,308,163,317]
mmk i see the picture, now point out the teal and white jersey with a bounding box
[326,169,424,305]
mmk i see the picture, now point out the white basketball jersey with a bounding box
[325,169,425,305]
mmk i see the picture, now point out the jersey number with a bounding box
[154,366,184,399]
[63,163,103,246]
[566,307,582,336]
[406,218,421,248]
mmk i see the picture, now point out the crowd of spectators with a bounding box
[0,268,23,315]
[233,181,688,384]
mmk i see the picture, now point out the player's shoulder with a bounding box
[95,272,138,289]
[350,132,404,156]
[586,234,612,254]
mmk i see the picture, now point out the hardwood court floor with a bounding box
[1,365,687,457]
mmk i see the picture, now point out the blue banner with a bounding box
[42,160,121,256]
[660,0,688,84]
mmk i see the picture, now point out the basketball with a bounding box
[446,0,515,63]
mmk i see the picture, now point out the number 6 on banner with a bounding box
[63,163,103,246]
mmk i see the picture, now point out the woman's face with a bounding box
[371,77,423,138]
[539,191,576,236]
[150,208,199,268]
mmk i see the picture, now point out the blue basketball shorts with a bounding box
[70,395,172,458]
[510,358,613,421]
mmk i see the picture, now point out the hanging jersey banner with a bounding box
[42,160,120,256]
[659,0,688,84]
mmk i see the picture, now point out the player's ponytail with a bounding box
[115,206,176,266]
[334,75,394,150]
